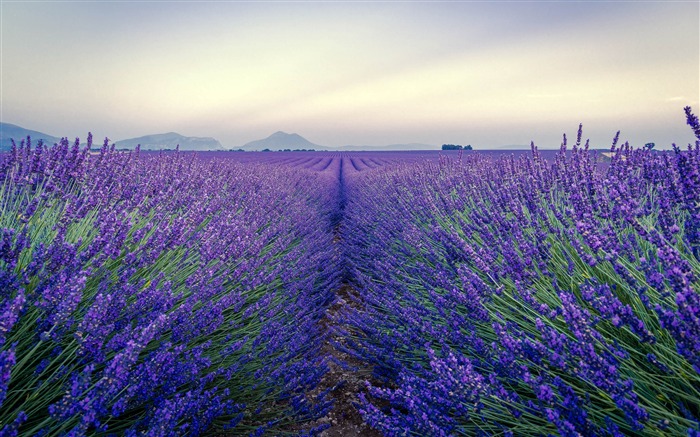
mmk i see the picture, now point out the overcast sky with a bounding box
[1,1,698,149]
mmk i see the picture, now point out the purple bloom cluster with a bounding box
[0,139,341,435]
[341,110,700,435]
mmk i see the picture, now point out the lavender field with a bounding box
[1,109,700,436]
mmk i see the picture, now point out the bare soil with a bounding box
[310,284,383,437]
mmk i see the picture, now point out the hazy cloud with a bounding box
[1,1,698,148]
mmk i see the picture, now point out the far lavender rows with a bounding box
[0,137,344,435]
[338,108,700,435]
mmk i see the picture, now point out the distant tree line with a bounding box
[442,144,473,150]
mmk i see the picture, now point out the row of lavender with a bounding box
[340,110,700,435]
[0,137,341,435]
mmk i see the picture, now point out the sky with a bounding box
[1,0,698,149]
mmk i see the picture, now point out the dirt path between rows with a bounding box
[300,158,383,436]
[311,284,382,437]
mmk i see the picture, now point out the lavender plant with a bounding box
[0,137,340,435]
[340,109,700,436]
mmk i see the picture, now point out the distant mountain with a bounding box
[339,143,438,151]
[241,133,442,151]
[241,131,327,151]
[1,122,62,151]
[114,132,224,151]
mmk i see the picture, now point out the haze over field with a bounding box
[1,1,698,149]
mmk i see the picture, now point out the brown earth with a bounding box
[310,284,383,437]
